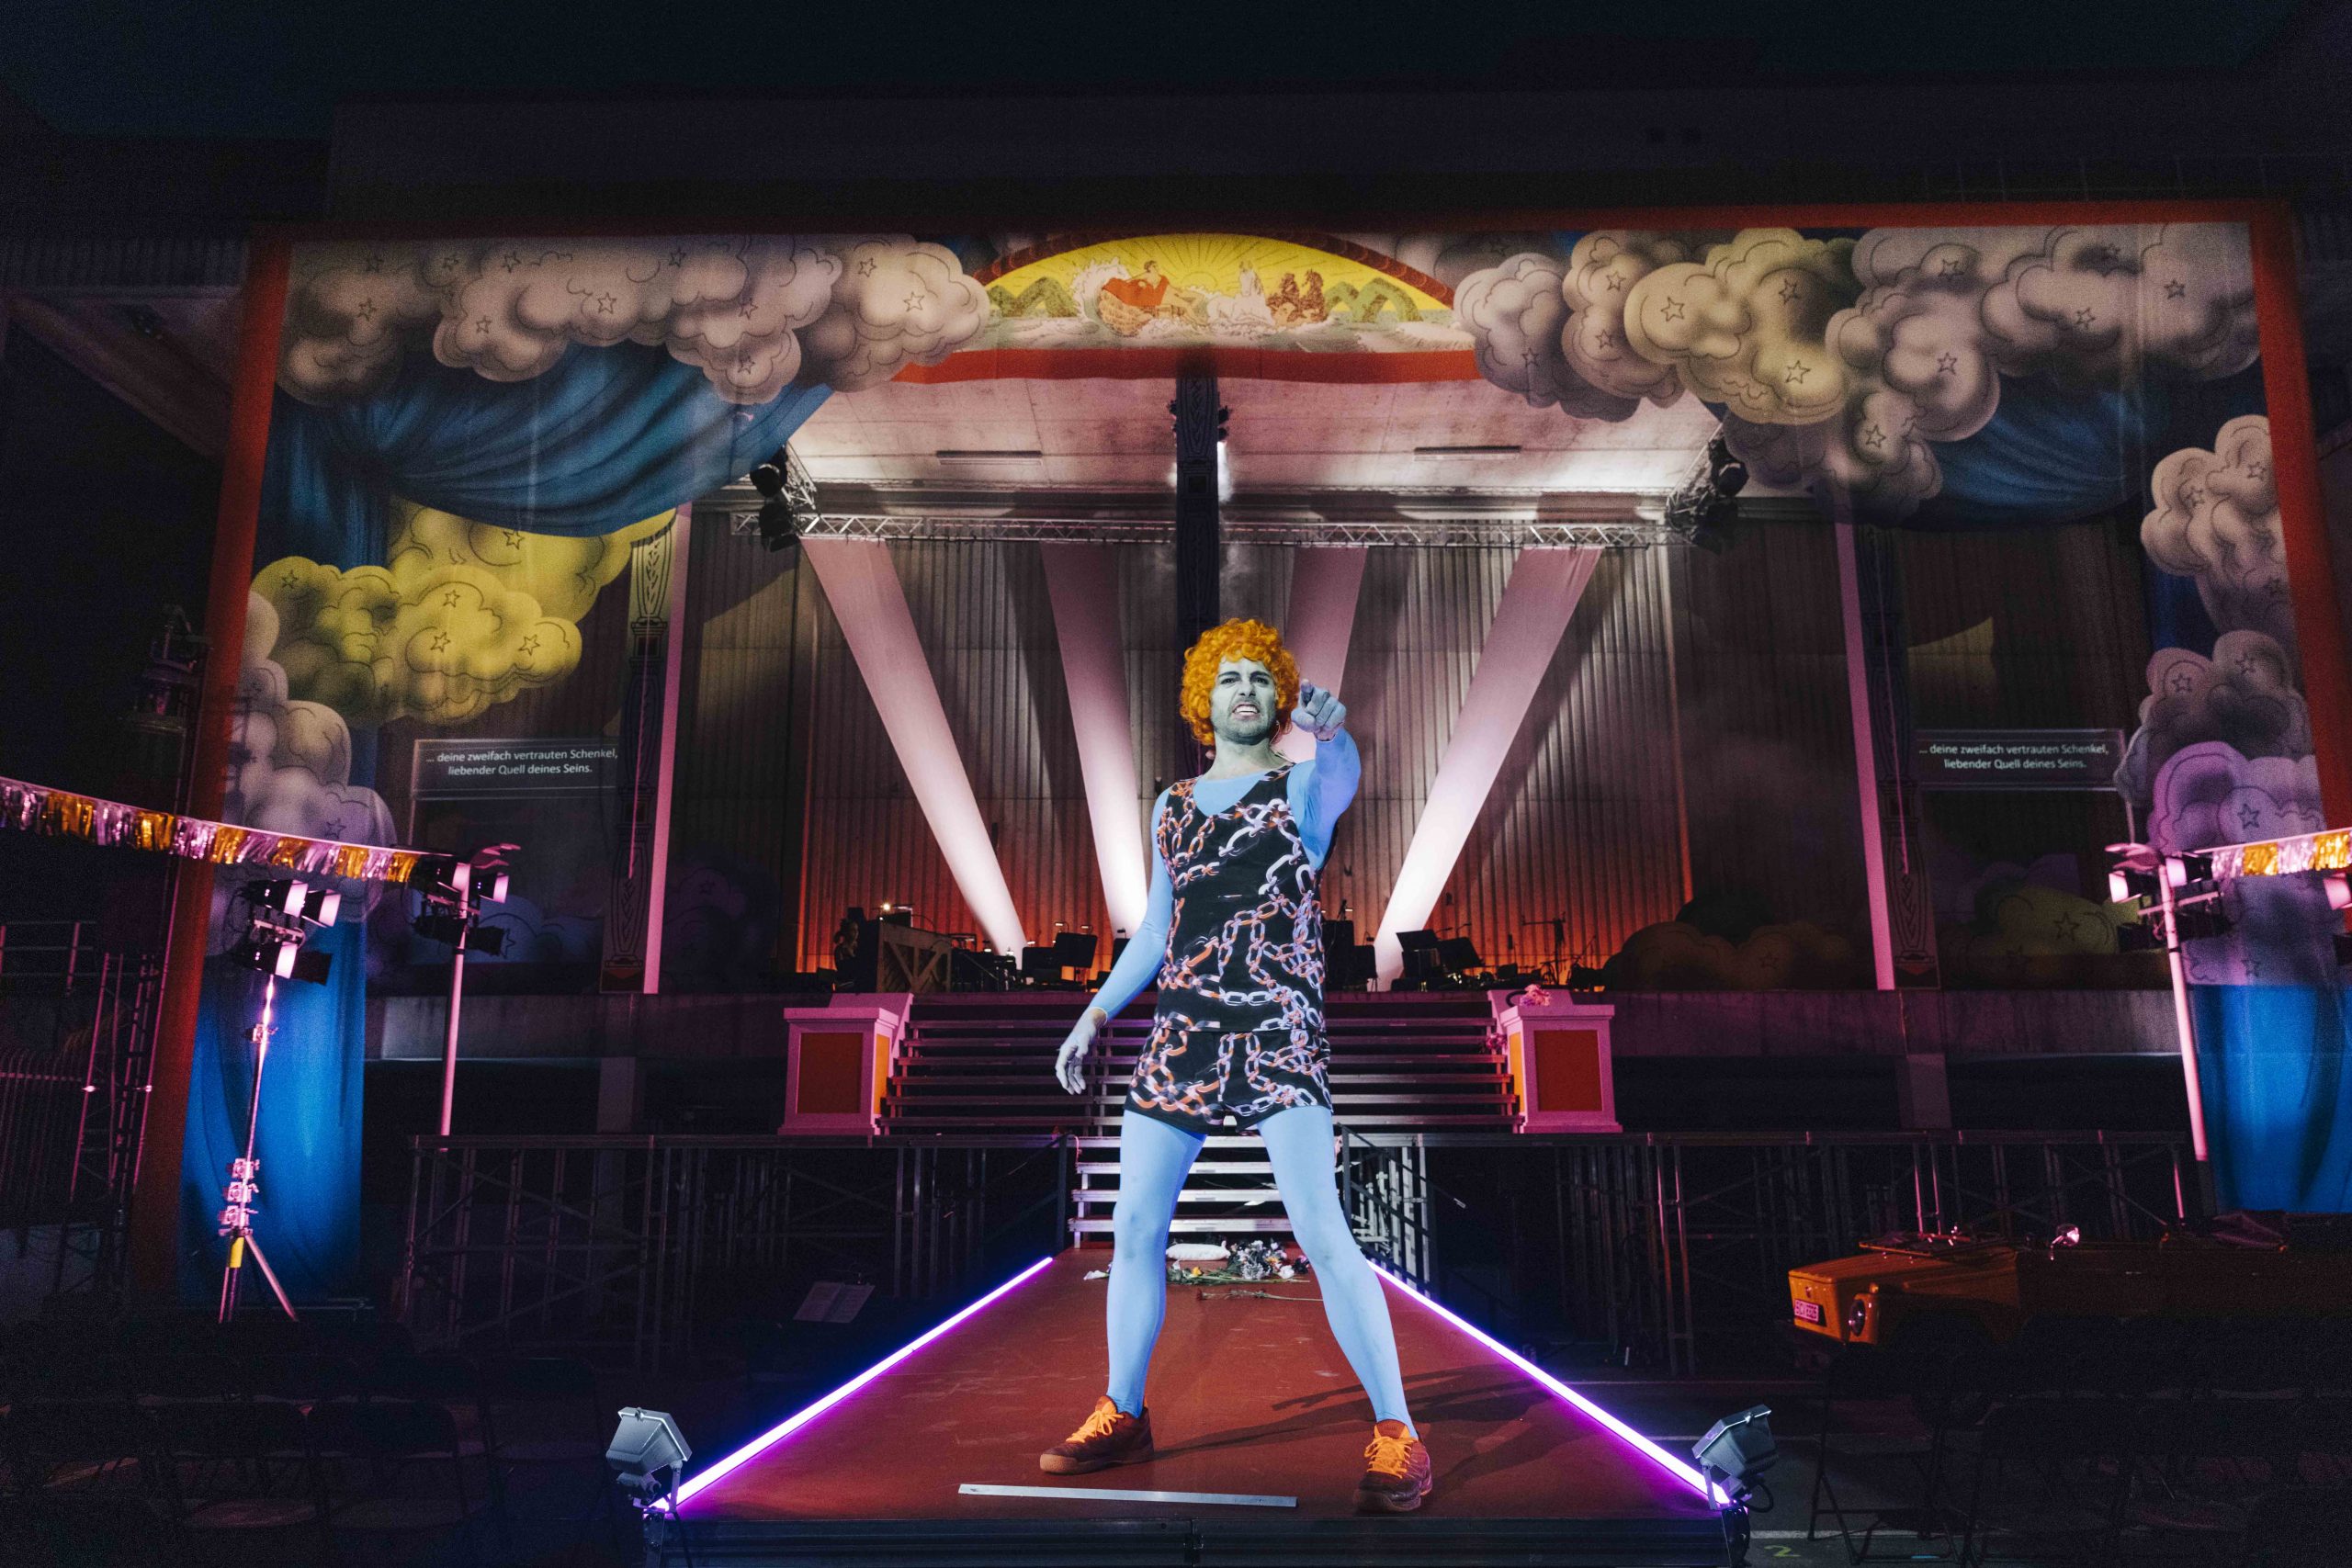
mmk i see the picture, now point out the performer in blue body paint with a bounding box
[1039,616,1431,1514]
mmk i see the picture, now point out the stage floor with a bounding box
[664,1249,1734,1565]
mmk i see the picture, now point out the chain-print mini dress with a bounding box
[1125,766,1331,1134]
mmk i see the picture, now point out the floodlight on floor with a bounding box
[610,1407,694,1502]
[1692,1404,1776,1503]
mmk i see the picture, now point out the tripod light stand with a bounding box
[220,970,297,1322]
[218,878,338,1323]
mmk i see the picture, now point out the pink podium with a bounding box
[780,995,911,1134]
[1493,992,1620,1134]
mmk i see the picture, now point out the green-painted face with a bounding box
[1212,658,1279,745]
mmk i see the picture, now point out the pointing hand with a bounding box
[1292,682,1346,742]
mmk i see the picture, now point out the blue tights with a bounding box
[1103,1104,1415,1433]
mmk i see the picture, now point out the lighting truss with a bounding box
[731,508,1690,549]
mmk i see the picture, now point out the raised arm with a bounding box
[1290,682,1359,865]
[1083,791,1173,1023]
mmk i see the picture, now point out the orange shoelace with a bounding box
[1363,1430,1419,1478]
[1070,1400,1128,1443]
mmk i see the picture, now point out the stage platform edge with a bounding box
[654,1248,1740,1567]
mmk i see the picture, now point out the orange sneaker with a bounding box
[1040,1395,1154,1474]
[1355,1418,1432,1513]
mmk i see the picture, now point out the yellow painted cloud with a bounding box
[254,500,673,726]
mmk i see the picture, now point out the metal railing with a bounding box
[394,1133,1071,1371]
[0,922,161,1296]
[1337,1129,2199,1375]
[393,1124,2196,1377]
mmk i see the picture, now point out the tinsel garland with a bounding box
[0,775,448,887]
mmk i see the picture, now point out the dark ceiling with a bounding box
[0,0,2319,141]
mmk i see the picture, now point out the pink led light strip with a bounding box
[670,1252,1725,1513]
[1372,1264,1731,1507]
[673,1255,1057,1506]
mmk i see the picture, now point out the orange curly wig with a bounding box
[1179,618,1299,748]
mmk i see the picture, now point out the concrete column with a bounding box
[1896,1052,1953,1131]
[596,1055,645,1134]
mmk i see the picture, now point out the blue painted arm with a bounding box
[1086,791,1172,1021]
[1295,727,1360,867]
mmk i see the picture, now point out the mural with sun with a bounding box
[970,233,1469,353]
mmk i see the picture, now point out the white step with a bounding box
[1071,1189,1285,1203]
[1069,1217,1295,1234]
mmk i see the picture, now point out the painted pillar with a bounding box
[600,509,692,992]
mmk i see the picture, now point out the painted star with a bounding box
[1860,423,1886,450]
[904,290,927,311]
[502,529,525,547]
[2246,460,2268,480]
[1661,299,1687,322]
[279,570,300,590]
[1777,276,1800,302]
[1602,273,1624,292]
[1939,255,1968,276]
[476,316,492,334]
[356,299,376,322]
[2073,307,2096,328]
[1593,329,1617,352]
[855,256,876,276]
[503,250,524,272]
[2241,803,2265,831]
[667,248,687,267]
[519,635,540,656]
[1783,361,1811,385]
[1936,352,1959,374]
[363,254,384,274]
[736,351,756,371]
[2245,958,2264,979]
[739,299,758,319]
[2238,653,2260,675]
[596,293,617,314]
[2182,483,2203,508]
[442,589,463,608]
[427,632,452,653]
[2170,671,2197,694]
[2164,279,2186,299]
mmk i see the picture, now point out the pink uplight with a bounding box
[1371,1263,1729,1507]
[672,1256,1057,1507]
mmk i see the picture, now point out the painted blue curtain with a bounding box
[187,344,830,1303]
[1923,367,2264,655]
[260,349,832,561]
[2193,985,2352,1212]
[179,920,366,1303]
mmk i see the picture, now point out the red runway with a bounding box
[666,1249,1735,1565]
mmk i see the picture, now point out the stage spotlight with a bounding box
[756,499,801,558]
[1688,493,1739,555]
[413,910,469,946]
[608,1406,693,1502]
[747,446,820,557]
[250,877,341,926]
[229,931,332,985]
[1692,1404,1776,1499]
[1706,434,1748,496]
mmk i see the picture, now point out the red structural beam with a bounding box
[128,237,291,1303]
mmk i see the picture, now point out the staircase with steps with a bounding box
[880,991,1510,1245]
